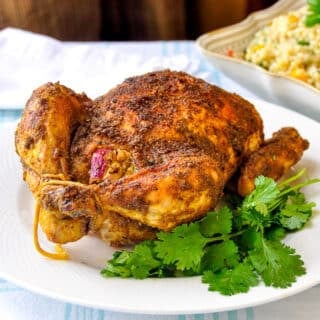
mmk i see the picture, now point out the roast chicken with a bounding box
[15,70,309,258]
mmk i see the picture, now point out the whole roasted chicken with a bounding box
[15,70,308,259]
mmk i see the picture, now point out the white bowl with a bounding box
[196,0,320,122]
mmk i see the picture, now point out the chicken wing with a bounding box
[237,127,309,196]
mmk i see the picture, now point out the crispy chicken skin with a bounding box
[15,82,90,192]
[237,127,309,196]
[15,70,308,248]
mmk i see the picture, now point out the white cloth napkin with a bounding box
[0,28,211,109]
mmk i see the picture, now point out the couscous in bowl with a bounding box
[244,6,320,90]
[196,0,320,122]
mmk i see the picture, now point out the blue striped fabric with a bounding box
[0,277,255,320]
[0,283,256,320]
[0,110,22,123]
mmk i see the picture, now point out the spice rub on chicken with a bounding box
[15,70,309,257]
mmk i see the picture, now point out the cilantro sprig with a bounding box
[305,0,320,27]
[101,169,319,296]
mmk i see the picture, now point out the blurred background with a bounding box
[0,0,277,41]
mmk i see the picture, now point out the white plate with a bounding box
[1,98,320,315]
[196,0,320,122]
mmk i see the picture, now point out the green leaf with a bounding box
[155,222,208,271]
[306,0,320,26]
[305,14,320,27]
[199,207,233,237]
[101,241,163,279]
[128,242,163,278]
[239,176,280,228]
[201,240,239,272]
[308,0,320,5]
[240,207,271,229]
[242,176,280,213]
[265,226,286,241]
[307,0,320,12]
[101,251,132,278]
[249,239,306,288]
[202,263,259,295]
[277,192,315,230]
[238,228,262,251]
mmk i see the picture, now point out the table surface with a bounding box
[1,33,319,320]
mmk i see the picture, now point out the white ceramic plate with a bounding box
[196,0,320,122]
[1,98,320,315]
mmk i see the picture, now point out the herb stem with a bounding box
[278,168,306,187]
[280,178,320,197]
[268,175,320,212]
[206,229,246,244]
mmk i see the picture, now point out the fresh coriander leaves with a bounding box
[101,169,319,296]
[199,207,232,237]
[243,176,280,212]
[248,238,306,288]
[101,241,165,278]
[155,222,208,272]
[239,176,279,229]
[277,192,315,230]
[202,263,259,295]
[201,240,239,272]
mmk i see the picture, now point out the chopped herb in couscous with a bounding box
[244,6,320,89]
